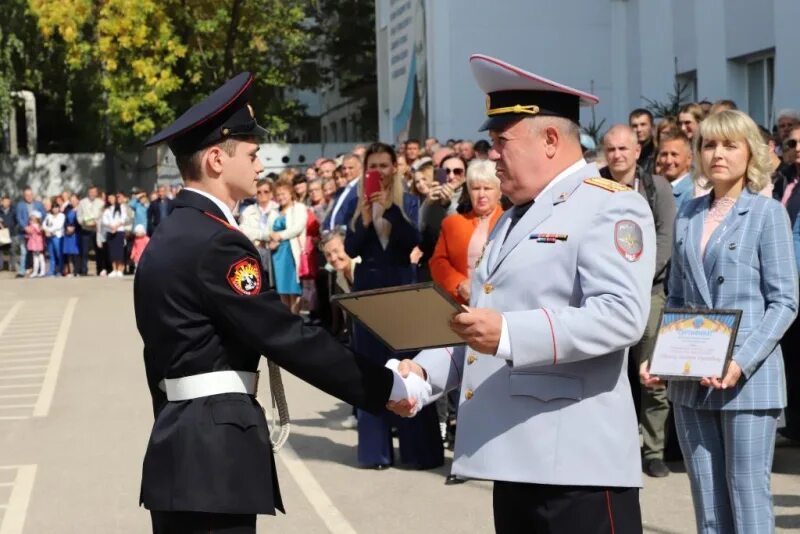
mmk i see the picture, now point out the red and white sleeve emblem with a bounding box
[226,257,262,296]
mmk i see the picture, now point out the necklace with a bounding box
[707,196,736,223]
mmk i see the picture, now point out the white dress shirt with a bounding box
[327,177,360,230]
[184,188,239,228]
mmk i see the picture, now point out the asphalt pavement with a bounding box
[0,274,797,533]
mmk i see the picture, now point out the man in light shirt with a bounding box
[76,185,105,276]
[657,131,694,213]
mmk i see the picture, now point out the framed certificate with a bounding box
[648,308,742,380]
[330,282,466,352]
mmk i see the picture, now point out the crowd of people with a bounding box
[2,97,800,531]
[0,184,181,278]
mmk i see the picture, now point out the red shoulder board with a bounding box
[227,257,262,296]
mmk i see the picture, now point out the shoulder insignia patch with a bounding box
[584,177,631,193]
[227,257,262,296]
[614,220,643,262]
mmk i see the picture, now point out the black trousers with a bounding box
[782,317,800,438]
[150,511,256,534]
[493,481,642,534]
[79,230,97,275]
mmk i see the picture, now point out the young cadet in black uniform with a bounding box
[135,72,428,533]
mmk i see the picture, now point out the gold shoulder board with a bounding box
[583,177,631,193]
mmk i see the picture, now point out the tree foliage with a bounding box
[8,0,321,149]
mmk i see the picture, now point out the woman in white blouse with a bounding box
[266,178,308,313]
[101,193,130,278]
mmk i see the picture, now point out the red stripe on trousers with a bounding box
[605,490,616,534]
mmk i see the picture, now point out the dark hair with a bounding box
[758,125,775,146]
[107,192,122,215]
[364,142,397,168]
[256,178,273,191]
[473,139,491,154]
[439,154,468,170]
[406,139,421,148]
[628,108,654,124]
[292,174,308,186]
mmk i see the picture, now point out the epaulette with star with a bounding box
[583,177,631,193]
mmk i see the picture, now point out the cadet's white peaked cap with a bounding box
[470,54,599,131]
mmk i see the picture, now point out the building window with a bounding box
[322,126,328,144]
[340,118,348,142]
[676,71,697,104]
[331,122,338,143]
[744,55,774,128]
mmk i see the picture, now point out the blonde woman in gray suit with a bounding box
[643,110,799,533]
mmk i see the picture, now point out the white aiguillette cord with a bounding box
[266,360,291,452]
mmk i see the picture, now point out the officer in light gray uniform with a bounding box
[403,55,656,533]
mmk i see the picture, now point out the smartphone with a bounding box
[434,167,448,185]
[364,170,382,199]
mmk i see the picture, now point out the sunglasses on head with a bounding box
[444,168,464,176]
[784,139,799,150]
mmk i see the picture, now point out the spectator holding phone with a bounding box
[346,142,443,471]
[418,155,469,281]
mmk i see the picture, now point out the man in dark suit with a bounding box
[136,72,429,533]
[146,185,175,236]
[323,153,361,231]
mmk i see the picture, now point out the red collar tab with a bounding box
[203,211,237,231]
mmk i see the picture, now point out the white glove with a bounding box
[385,358,432,416]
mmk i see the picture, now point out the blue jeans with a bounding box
[47,237,63,275]
[15,235,27,275]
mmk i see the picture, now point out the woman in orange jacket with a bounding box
[430,159,504,304]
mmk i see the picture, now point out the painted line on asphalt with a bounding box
[0,358,49,364]
[0,366,48,371]
[33,298,77,418]
[3,342,53,351]
[0,417,27,421]
[0,385,41,390]
[0,395,37,400]
[278,442,358,534]
[0,375,45,381]
[0,465,36,534]
[0,405,34,410]
[0,303,23,338]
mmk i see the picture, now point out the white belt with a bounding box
[160,370,258,401]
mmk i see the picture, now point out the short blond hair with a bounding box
[693,110,772,193]
[466,159,500,188]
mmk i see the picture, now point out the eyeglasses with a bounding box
[256,190,271,195]
[444,168,465,176]
[784,139,799,150]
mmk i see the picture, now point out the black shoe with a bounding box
[444,474,466,485]
[777,428,800,444]
[14,273,24,278]
[643,458,669,478]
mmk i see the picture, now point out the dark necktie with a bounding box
[503,199,534,243]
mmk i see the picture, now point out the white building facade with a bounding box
[376,0,800,143]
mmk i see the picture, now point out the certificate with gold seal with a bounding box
[648,308,742,380]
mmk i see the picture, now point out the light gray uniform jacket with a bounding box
[415,162,656,488]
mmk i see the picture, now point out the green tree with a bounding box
[165,0,320,139]
[27,0,320,147]
[30,0,187,147]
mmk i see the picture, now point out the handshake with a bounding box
[384,359,431,418]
